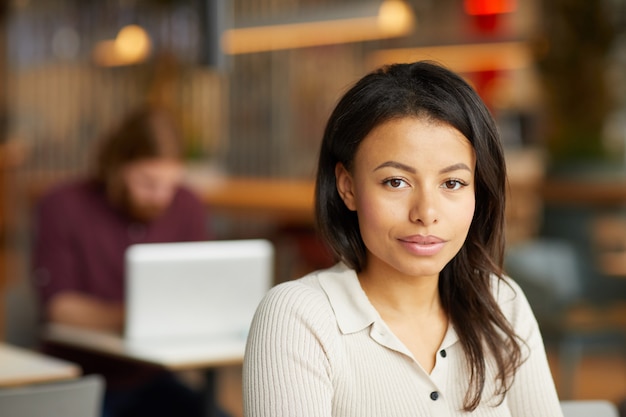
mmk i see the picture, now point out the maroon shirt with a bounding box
[32,179,210,307]
[31,179,210,388]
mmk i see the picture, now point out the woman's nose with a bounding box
[409,190,438,225]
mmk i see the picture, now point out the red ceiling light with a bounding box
[464,0,517,16]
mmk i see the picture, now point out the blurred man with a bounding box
[32,105,223,417]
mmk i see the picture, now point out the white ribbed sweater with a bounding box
[243,263,563,417]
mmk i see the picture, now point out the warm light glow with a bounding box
[222,0,415,55]
[115,25,151,62]
[367,42,532,73]
[464,0,517,16]
[378,0,415,34]
[92,24,152,67]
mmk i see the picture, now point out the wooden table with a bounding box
[43,323,246,371]
[0,342,81,387]
[43,323,246,417]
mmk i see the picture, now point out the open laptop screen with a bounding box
[124,239,274,342]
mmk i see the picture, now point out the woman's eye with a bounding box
[384,178,408,189]
[442,179,465,190]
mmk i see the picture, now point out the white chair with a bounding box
[561,400,619,417]
[0,374,105,417]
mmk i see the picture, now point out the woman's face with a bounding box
[336,116,476,282]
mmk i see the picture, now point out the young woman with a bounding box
[243,61,562,416]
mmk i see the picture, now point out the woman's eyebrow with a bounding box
[440,163,472,174]
[374,161,472,174]
[373,160,416,173]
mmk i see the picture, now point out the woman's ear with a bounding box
[335,163,357,211]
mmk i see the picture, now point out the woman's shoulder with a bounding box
[490,273,534,323]
[490,273,522,298]
[254,265,347,325]
[261,271,329,310]
[266,262,354,298]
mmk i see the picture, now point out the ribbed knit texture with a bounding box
[243,263,563,417]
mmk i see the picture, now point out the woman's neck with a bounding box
[357,266,443,319]
[357,264,448,373]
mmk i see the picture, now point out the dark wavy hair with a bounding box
[315,61,522,411]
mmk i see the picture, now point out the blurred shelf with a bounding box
[542,179,626,207]
[193,176,315,225]
[23,170,317,226]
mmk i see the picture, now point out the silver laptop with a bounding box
[124,239,274,343]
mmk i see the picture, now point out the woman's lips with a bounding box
[398,235,446,256]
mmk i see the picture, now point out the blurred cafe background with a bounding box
[0,0,626,414]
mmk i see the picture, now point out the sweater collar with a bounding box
[318,262,459,350]
[318,262,379,334]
